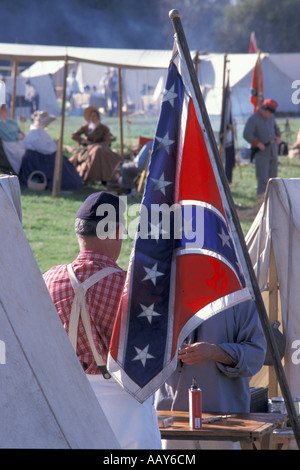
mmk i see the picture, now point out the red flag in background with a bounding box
[249,31,257,53]
[249,32,263,111]
[250,51,263,111]
[219,76,236,184]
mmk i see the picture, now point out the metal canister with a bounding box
[268,397,286,414]
[189,377,202,429]
[268,396,300,416]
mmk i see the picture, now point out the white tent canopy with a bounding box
[0,43,173,69]
[0,175,119,448]
[20,59,71,77]
[246,178,300,396]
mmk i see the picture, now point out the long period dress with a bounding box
[69,122,122,184]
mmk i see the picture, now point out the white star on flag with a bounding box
[142,263,164,285]
[218,227,231,248]
[150,172,172,196]
[155,131,175,153]
[162,84,177,107]
[138,303,161,324]
[132,345,154,367]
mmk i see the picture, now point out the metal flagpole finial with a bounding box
[169,9,180,20]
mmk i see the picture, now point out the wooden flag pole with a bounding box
[219,54,227,162]
[256,50,262,109]
[169,9,300,449]
[118,67,124,157]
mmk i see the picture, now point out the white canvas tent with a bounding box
[197,52,300,117]
[6,74,61,118]
[19,59,167,115]
[0,175,119,448]
[75,62,167,113]
[246,178,300,397]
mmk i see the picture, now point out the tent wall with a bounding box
[246,178,300,397]
[0,175,119,448]
[21,60,77,100]
[6,75,61,118]
[75,62,167,113]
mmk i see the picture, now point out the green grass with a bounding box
[21,185,143,273]
[16,113,300,274]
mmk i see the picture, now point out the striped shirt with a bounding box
[43,251,126,374]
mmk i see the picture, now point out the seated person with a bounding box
[69,106,122,184]
[18,110,83,191]
[0,104,26,174]
[119,140,153,195]
[23,110,57,155]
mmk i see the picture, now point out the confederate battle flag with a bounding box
[249,32,264,111]
[249,31,257,53]
[107,38,253,403]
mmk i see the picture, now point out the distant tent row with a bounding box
[1,43,300,119]
[0,43,299,195]
[5,47,298,119]
[21,60,168,116]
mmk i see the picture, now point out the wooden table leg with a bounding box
[240,432,273,450]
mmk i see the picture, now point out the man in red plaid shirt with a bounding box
[43,191,161,450]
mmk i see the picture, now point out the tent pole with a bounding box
[169,9,300,449]
[52,57,68,198]
[118,67,124,157]
[268,241,280,397]
[11,60,18,119]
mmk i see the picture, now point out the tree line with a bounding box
[1,0,299,53]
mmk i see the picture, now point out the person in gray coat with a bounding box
[243,99,281,198]
[155,299,266,449]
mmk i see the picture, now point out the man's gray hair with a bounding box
[75,218,98,237]
[75,217,120,239]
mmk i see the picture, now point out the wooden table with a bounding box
[157,410,287,450]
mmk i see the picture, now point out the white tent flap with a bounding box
[0,175,119,449]
[246,178,300,396]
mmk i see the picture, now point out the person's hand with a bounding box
[178,342,236,366]
[178,342,216,365]
[257,142,265,151]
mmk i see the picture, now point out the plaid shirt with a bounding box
[43,251,126,374]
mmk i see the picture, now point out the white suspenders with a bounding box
[67,264,121,379]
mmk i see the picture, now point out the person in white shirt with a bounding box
[23,110,57,155]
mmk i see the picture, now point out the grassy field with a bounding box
[16,112,300,275]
